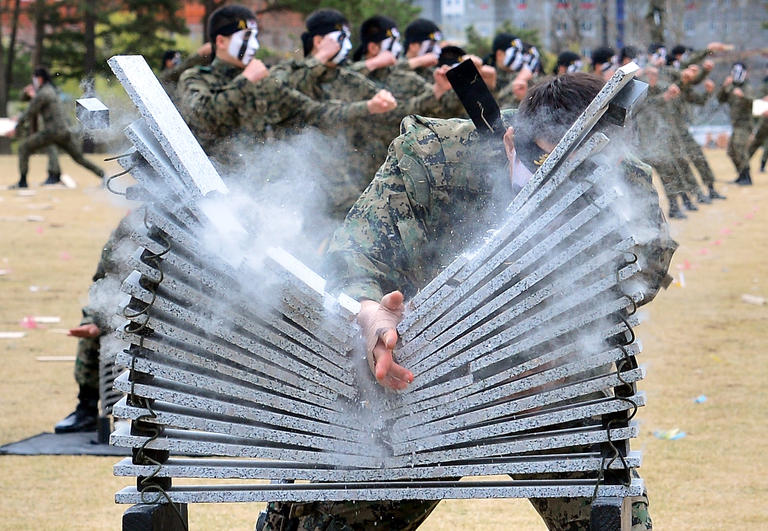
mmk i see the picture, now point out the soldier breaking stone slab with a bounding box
[257,72,675,531]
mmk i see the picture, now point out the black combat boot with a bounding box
[8,173,28,189]
[734,168,752,185]
[54,385,98,433]
[41,171,61,185]
[668,198,687,220]
[696,189,712,204]
[680,193,698,211]
[708,184,726,200]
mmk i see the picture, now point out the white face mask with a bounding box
[228,23,260,65]
[567,60,583,73]
[510,152,534,189]
[381,28,403,58]
[327,28,353,65]
[418,34,442,57]
[504,39,524,70]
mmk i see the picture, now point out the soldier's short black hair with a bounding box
[208,5,255,43]
[404,18,440,48]
[619,46,638,62]
[590,46,615,69]
[517,72,604,145]
[647,42,665,55]
[161,50,178,70]
[671,44,688,57]
[492,33,517,54]
[32,67,52,85]
[302,9,348,57]
[352,15,397,62]
[553,50,581,74]
[437,45,466,67]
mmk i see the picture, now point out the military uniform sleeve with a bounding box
[716,84,732,104]
[17,87,52,128]
[681,84,708,105]
[177,67,255,132]
[161,53,209,85]
[326,130,433,301]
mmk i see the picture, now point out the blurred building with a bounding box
[417,0,767,57]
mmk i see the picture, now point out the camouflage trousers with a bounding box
[678,127,715,187]
[74,317,101,392]
[748,118,768,165]
[260,487,652,531]
[19,129,102,177]
[727,126,751,173]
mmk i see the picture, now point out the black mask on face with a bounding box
[513,128,551,174]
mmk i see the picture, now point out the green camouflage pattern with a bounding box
[327,111,676,303]
[75,214,136,391]
[16,83,102,178]
[177,58,368,171]
[718,83,755,172]
[159,52,209,104]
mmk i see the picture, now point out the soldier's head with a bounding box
[161,50,181,71]
[32,67,52,89]
[353,15,401,62]
[731,62,748,86]
[670,45,688,64]
[647,43,666,67]
[619,46,637,66]
[302,9,352,66]
[208,5,259,68]
[403,18,442,59]
[590,46,616,78]
[437,45,467,67]
[491,33,520,71]
[509,73,604,182]
[553,51,582,76]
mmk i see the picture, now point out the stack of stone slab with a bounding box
[105,55,649,512]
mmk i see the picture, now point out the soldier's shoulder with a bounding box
[621,155,654,186]
[396,115,477,161]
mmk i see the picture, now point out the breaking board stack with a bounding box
[104,55,650,528]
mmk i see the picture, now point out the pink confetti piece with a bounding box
[676,259,693,271]
[719,228,732,235]
[20,316,38,329]
[59,252,71,261]
[745,213,754,220]
[699,248,710,255]
[35,226,43,234]
[713,240,722,246]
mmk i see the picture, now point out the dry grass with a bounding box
[0,150,766,530]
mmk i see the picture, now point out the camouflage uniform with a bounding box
[269,58,436,218]
[348,60,463,119]
[177,57,369,175]
[718,82,755,174]
[261,111,674,530]
[633,76,692,210]
[16,83,103,178]
[74,215,135,391]
[18,89,61,177]
[159,52,210,104]
[747,77,768,170]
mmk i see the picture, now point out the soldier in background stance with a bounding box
[7,67,103,189]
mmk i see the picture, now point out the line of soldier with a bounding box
[51,3,767,450]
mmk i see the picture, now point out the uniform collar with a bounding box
[211,57,245,78]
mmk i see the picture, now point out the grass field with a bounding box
[0,150,766,530]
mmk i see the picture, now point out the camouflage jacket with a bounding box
[326,112,676,304]
[177,58,369,168]
[17,83,70,133]
[632,77,682,157]
[348,60,463,119]
[717,83,755,128]
[160,52,210,103]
